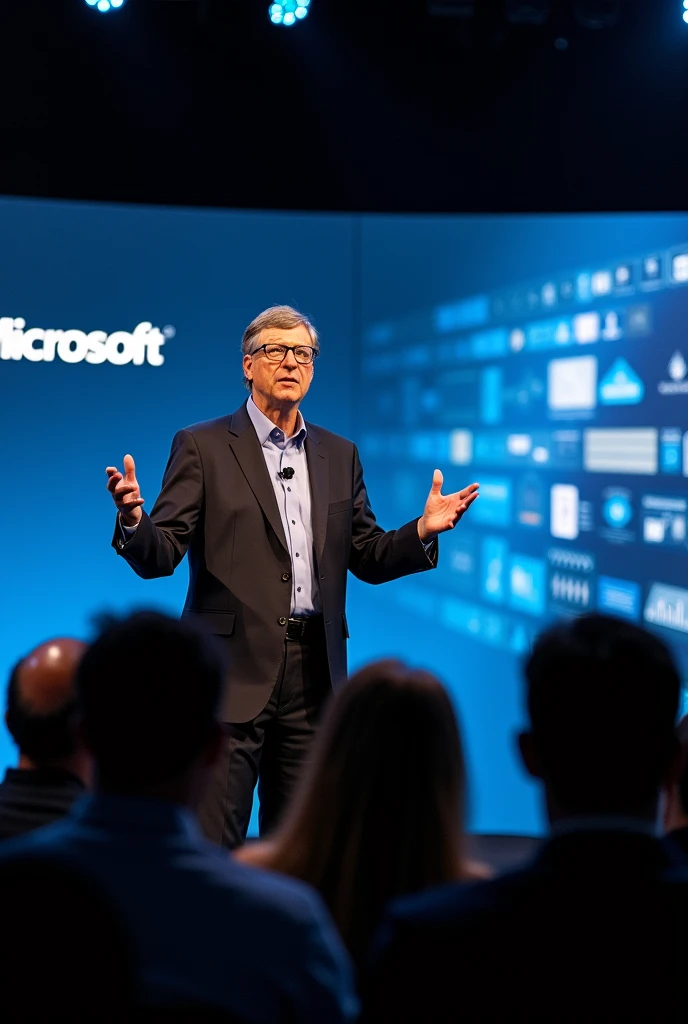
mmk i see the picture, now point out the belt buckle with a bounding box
[287,617,306,641]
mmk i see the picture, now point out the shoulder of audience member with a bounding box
[0,818,75,859]
[220,854,358,1014]
[373,868,533,952]
[210,846,341,923]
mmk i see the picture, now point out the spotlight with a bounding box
[269,0,311,27]
[84,0,126,11]
[684,0,688,23]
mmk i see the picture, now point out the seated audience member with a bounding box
[364,615,688,1022]
[236,659,488,968]
[0,638,90,840]
[0,857,134,1020]
[1,611,356,1022]
[663,714,688,858]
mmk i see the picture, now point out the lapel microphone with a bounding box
[279,467,296,480]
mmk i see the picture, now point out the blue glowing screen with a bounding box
[2,201,688,836]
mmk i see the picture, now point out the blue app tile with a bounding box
[660,428,682,474]
[598,357,644,406]
[482,536,509,605]
[509,554,546,616]
[603,493,633,529]
[471,328,508,359]
[481,366,503,425]
[598,576,641,621]
[471,477,513,528]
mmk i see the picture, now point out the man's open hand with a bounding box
[418,470,479,543]
[106,454,144,527]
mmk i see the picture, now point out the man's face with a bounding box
[243,324,315,409]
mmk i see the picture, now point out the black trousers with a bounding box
[197,627,331,850]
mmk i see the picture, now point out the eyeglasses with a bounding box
[251,343,318,365]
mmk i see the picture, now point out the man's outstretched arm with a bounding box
[348,445,479,585]
[106,429,203,579]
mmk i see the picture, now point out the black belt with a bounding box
[286,616,324,642]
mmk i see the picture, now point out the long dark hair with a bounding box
[262,659,468,965]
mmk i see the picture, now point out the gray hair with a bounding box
[242,305,319,391]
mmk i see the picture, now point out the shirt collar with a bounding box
[70,793,204,841]
[246,396,307,449]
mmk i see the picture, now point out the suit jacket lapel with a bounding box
[305,425,329,565]
[227,405,289,554]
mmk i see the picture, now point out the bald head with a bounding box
[6,639,87,766]
[14,640,86,717]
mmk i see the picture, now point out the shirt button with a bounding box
[287,487,291,492]
[295,552,300,557]
[297,587,302,593]
[291,520,295,525]
[278,616,287,626]
[282,572,291,582]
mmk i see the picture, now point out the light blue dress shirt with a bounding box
[121,398,321,617]
[246,396,320,617]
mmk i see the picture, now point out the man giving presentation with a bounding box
[106,305,479,848]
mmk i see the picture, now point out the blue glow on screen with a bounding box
[357,213,688,833]
[3,201,688,838]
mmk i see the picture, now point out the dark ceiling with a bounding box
[1,0,687,213]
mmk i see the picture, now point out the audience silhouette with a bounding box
[4,610,688,1020]
[0,638,90,840]
[0,612,357,1021]
[237,659,488,968]
[663,713,688,860]
[363,614,688,1021]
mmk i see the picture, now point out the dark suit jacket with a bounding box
[0,767,86,841]
[114,402,435,722]
[364,830,688,1022]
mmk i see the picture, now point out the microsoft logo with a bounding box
[0,317,173,366]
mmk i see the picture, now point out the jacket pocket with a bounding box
[329,499,354,515]
[185,610,236,637]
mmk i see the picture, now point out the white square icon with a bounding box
[550,484,580,540]
[548,356,597,412]
[673,253,688,283]
[449,429,473,466]
[644,517,666,543]
[573,312,600,344]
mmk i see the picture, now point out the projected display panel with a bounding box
[359,238,688,666]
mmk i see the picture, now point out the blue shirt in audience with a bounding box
[1,794,358,1021]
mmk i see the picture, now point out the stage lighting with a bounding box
[684,0,688,24]
[84,0,126,11]
[269,0,310,27]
